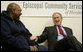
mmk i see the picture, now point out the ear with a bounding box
[61,17,63,20]
[61,18,63,22]
[11,8,16,14]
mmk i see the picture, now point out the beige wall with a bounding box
[1,1,82,46]
[20,16,82,44]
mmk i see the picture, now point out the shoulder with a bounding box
[44,26,55,31]
[1,15,5,20]
[45,26,54,29]
[1,15,8,23]
[63,26,72,31]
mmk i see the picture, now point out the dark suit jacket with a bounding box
[37,25,73,51]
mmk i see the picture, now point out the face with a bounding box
[13,6,22,21]
[52,13,62,26]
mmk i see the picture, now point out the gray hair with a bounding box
[52,12,63,19]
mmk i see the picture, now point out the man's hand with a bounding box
[30,46,38,51]
[30,36,38,42]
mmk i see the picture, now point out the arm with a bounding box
[20,21,38,46]
[37,27,48,43]
[30,27,48,43]
[1,20,30,51]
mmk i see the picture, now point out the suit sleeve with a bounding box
[1,20,30,51]
[37,27,48,43]
[20,21,38,46]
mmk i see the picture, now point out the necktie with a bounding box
[58,26,67,38]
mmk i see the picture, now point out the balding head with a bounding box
[7,3,22,21]
[7,3,20,13]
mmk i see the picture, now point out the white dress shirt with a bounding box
[56,25,67,41]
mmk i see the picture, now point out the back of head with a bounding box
[7,3,19,13]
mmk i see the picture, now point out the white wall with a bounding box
[1,1,82,46]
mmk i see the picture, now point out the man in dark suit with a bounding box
[1,3,47,51]
[30,13,82,51]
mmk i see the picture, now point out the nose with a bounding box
[21,13,22,15]
[20,13,22,15]
[55,18,58,21]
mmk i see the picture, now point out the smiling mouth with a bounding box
[55,21,59,23]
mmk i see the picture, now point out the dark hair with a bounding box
[7,3,19,13]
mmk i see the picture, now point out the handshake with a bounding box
[30,36,38,42]
[29,36,38,51]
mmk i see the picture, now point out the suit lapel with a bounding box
[53,25,58,40]
[52,25,69,40]
[63,27,69,36]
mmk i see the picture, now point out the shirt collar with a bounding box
[55,25,63,27]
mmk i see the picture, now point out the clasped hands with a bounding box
[30,36,38,51]
[30,36,38,42]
